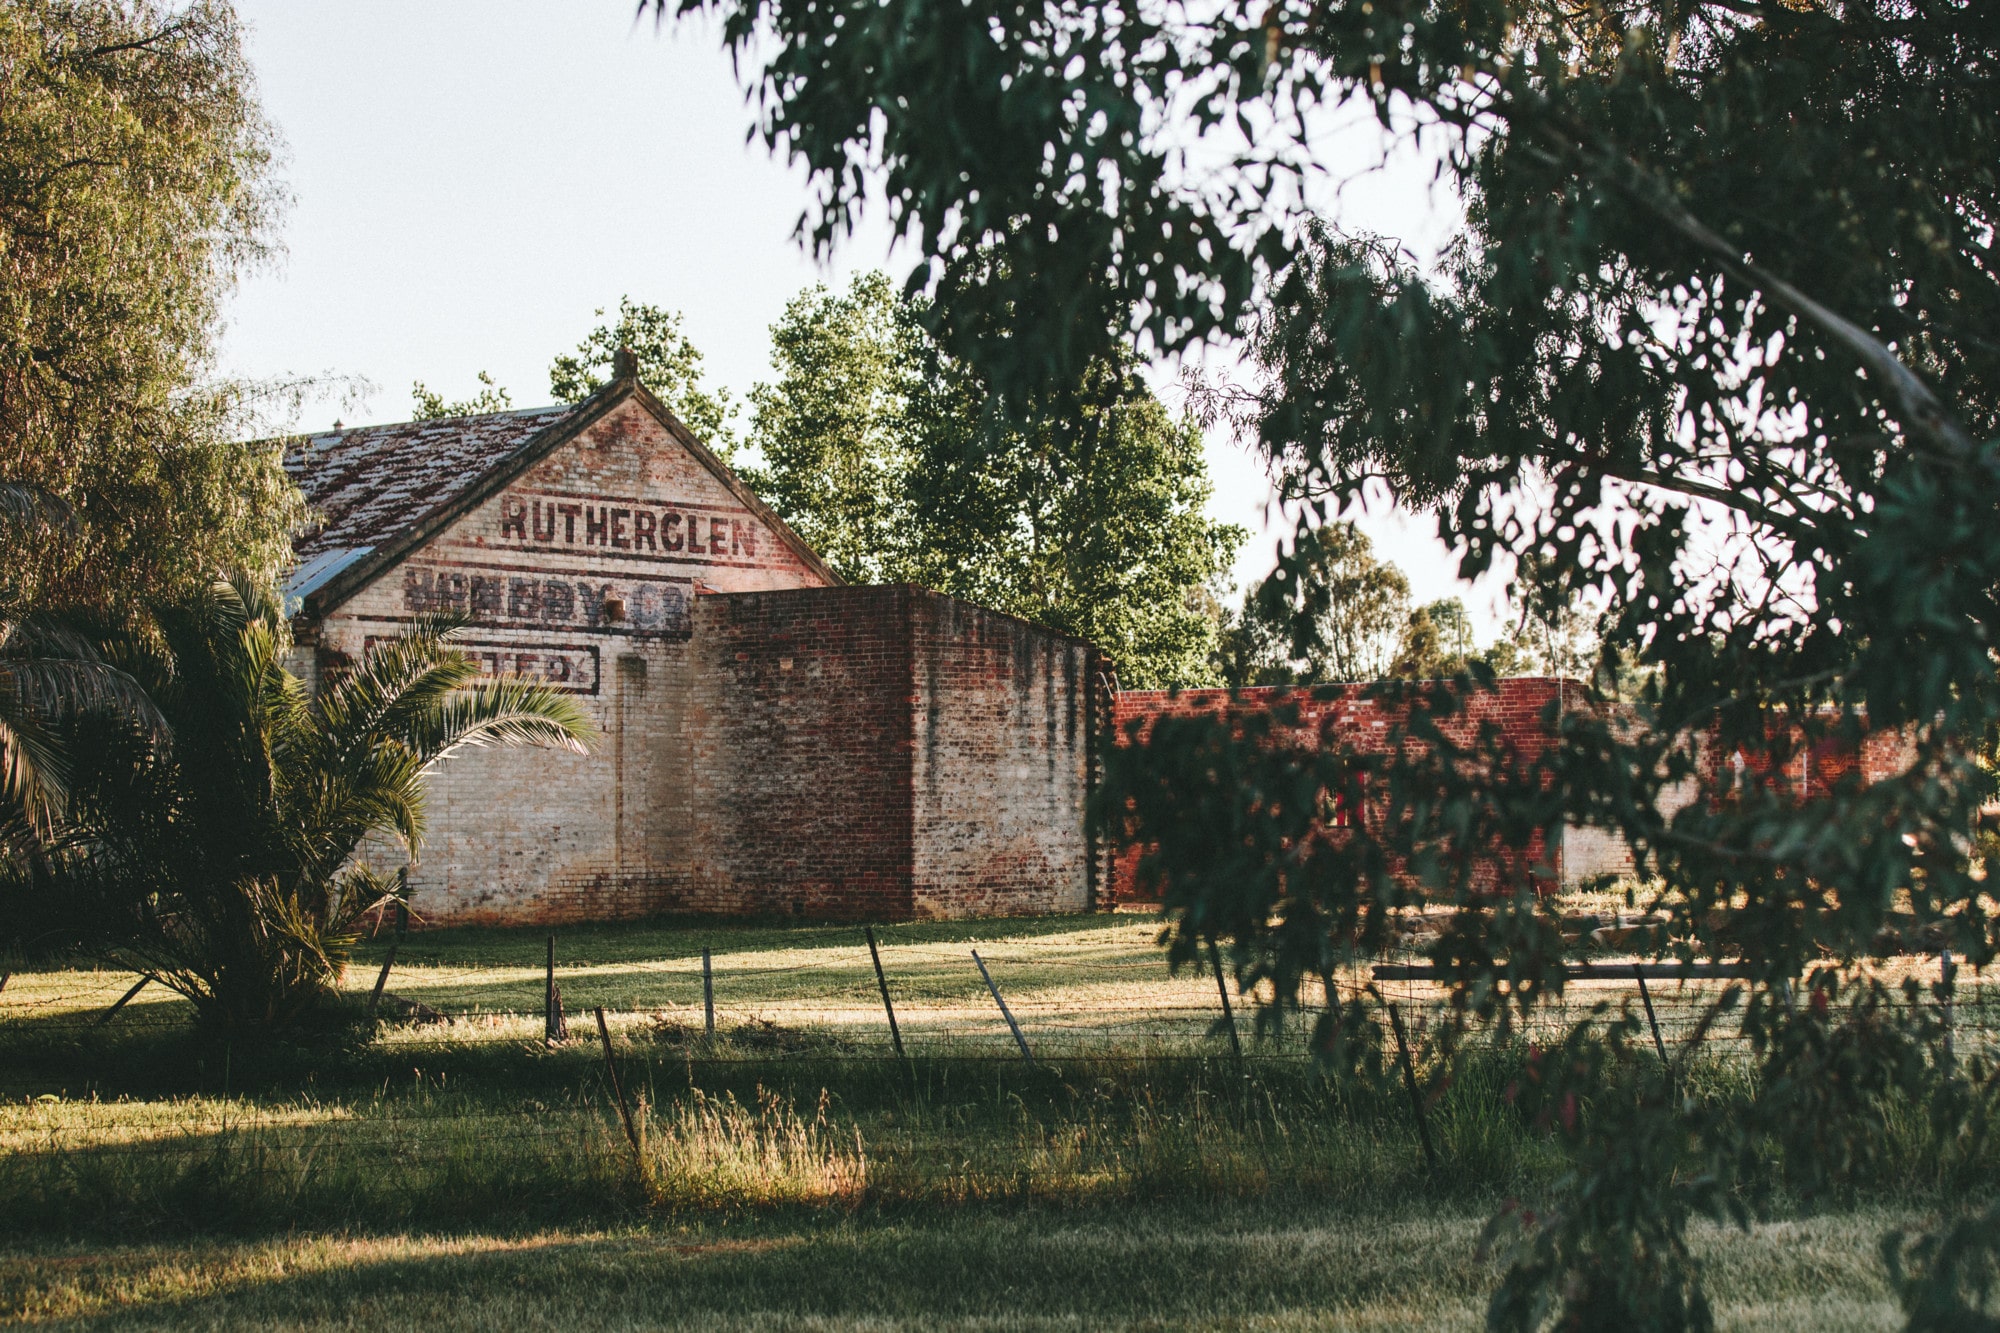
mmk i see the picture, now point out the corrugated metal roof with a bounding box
[282,545,375,615]
[285,404,576,560]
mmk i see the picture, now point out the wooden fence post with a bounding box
[96,976,151,1027]
[1208,940,1243,1068]
[1384,999,1438,1171]
[972,950,1033,1066]
[1316,968,1344,1056]
[594,1007,646,1179]
[545,933,568,1043]
[1942,948,1957,1069]
[701,947,715,1037]
[369,934,400,1014]
[1636,972,1671,1068]
[866,927,905,1058]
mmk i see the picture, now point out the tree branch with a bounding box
[1519,106,1985,465]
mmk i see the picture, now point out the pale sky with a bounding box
[219,0,1508,635]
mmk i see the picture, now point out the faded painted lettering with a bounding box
[402,561,690,638]
[366,635,600,694]
[497,489,769,565]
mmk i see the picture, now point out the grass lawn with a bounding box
[0,913,1975,1328]
[0,1205,1920,1330]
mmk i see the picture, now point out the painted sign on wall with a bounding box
[400,563,691,638]
[497,491,760,563]
[366,636,601,694]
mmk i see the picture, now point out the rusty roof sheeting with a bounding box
[285,404,577,560]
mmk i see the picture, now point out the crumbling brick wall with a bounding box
[909,594,1099,918]
[1105,678,1574,905]
[685,586,920,920]
[680,585,1099,923]
[1106,681,1913,904]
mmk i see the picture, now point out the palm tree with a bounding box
[0,483,164,872]
[57,574,596,1033]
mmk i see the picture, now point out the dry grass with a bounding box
[0,1206,1921,1331]
[0,910,1982,1328]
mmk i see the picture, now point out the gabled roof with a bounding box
[282,376,838,618]
[286,404,574,562]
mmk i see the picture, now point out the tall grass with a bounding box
[645,1086,868,1209]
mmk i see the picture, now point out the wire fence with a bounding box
[2,933,1984,1060]
[0,936,1988,1201]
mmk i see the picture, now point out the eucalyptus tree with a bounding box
[750,271,1242,686]
[0,1,299,607]
[0,486,161,874]
[1219,521,1411,685]
[652,0,2000,1324]
[551,298,742,456]
[746,272,919,585]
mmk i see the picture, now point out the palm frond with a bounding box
[413,675,597,769]
[305,622,480,755]
[0,655,168,739]
[0,639,169,838]
[0,483,77,539]
[328,862,406,937]
[0,701,68,834]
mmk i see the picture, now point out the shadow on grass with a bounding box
[0,1202,1921,1331]
[353,912,1147,970]
[0,1201,1501,1331]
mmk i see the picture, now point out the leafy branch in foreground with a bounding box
[656,0,2000,1325]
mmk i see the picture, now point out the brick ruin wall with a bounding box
[1105,679,1574,904]
[686,586,919,921]
[909,595,1099,919]
[295,401,1097,925]
[1105,681,1915,903]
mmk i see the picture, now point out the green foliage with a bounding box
[1479,1021,1719,1333]
[410,371,513,421]
[46,578,595,1032]
[745,272,916,584]
[551,297,740,456]
[656,0,2000,1319]
[1214,529,1553,686]
[899,352,1242,688]
[1217,521,1412,685]
[1887,1202,2000,1331]
[750,272,1243,687]
[0,0,299,607]
[0,485,166,888]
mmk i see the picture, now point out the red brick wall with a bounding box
[910,593,1099,918]
[686,586,920,921]
[670,585,1099,923]
[1107,682,1917,906]
[1106,678,1574,905]
[1702,714,1913,801]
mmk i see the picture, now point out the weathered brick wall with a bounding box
[909,593,1097,918]
[684,586,919,921]
[1106,679,1574,904]
[309,397,834,925]
[1702,715,1914,799]
[1108,683,1916,903]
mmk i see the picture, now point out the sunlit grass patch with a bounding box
[0,1205,1921,1331]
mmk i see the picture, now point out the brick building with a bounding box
[1104,679,1591,903]
[1105,681,1913,904]
[285,363,1104,925]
